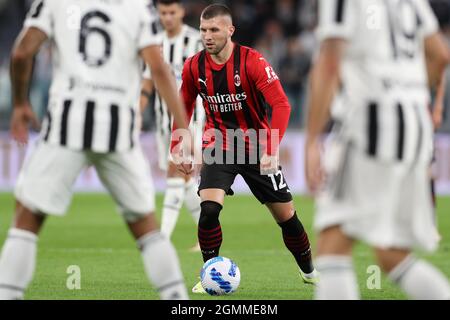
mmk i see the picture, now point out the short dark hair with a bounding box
[156,0,182,5]
[201,4,232,21]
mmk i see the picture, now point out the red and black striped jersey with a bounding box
[174,43,291,155]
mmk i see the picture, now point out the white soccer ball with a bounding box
[200,256,241,296]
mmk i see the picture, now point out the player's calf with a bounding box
[198,201,223,262]
[138,230,189,300]
[277,211,315,275]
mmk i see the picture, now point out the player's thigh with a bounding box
[396,163,439,251]
[15,142,88,215]
[240,164,292,205]
[199,189,226,205]
[316,226,354,256]
[198,163,238,203]
[92,146,155,218]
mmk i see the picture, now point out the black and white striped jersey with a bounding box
[318,0,438,164]
[143,24,204,138]
[25,0,160,153]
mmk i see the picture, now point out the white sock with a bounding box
[161,178,185,238]
[184,178,201,225]
[389,255,450,300]
[315,255,360,300]
[138,231,189,300]
[0,228,38,300]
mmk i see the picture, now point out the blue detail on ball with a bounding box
[201,257,224,281]
[200,267,205,281]
[210,267,233,293]
[228,261,237,277]
[205,288,218,296]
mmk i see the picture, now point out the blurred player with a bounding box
[171,4,318,293]
[140,0,204,251]
[0,0,191,300]
[306,0,450,299]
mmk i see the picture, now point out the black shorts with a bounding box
[198,163,293,204]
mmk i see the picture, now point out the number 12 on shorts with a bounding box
[268,170,287,191]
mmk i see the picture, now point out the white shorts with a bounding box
[15,141,155,218]
[315,141,440,252]
[156,121,204,171]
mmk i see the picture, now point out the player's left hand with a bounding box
[10,103,40,146]
[305,139,324,195]
[260,153,278,175]
[171,150,194,175]
[171,134,194,175]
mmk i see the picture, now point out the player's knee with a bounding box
[199,201,222,227]
[316,226,353,256]
[374,248,410,273]
[14,201,46,233]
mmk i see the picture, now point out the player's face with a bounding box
[200,16,235,55]
[158,3,184,33]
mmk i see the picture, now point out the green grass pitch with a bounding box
[0,193,449,300]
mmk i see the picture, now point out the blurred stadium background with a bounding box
[0,0,449,300]
[2,0,450,193]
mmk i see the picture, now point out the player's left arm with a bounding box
[304,0,354,193]
[432,72,446,129]
[306,39,344,146]
[304,39,345,193]
[10,27,48,144]
[248,52,292,174]
[248,52,291,155]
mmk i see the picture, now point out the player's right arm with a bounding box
[10,0,54,144]
[10,27,48,144]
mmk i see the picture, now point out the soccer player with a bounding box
[171,4,318,293]
[0,0,191,300]
[306,0,450,299]
[140,0,204,250]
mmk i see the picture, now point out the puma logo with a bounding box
[198,78,207,86]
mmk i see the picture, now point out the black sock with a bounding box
[278,212,314,274]
[198,201,223,262]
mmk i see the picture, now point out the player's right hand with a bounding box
[10,103,40,145]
